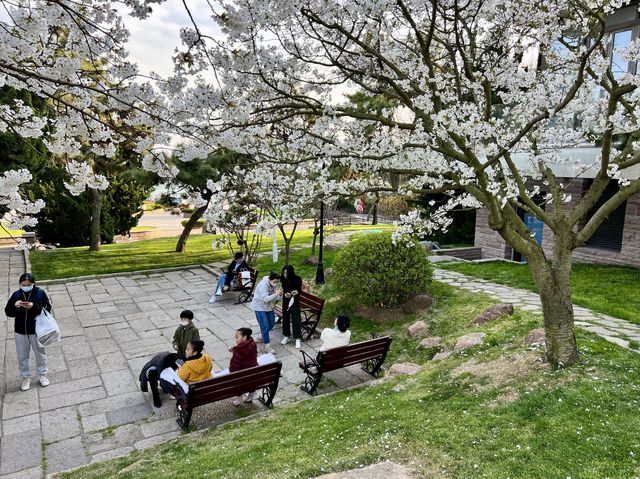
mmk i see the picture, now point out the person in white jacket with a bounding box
[319,315,351,352]
[250,272,283,351]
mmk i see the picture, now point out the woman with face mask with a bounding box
[4,273,52,391]
[250,272,283,353]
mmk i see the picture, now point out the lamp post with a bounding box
[315,201,325,284]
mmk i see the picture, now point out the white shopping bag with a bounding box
[35,309,61,346]
[240,270,252,287]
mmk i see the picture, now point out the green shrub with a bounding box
[181,219,205,228]
[332,232,432,308]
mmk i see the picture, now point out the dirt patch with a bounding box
[357,306,406,323]
[452,351,550,391]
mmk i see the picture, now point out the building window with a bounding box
[584,182,627,252]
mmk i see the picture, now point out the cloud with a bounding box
[122,1,223,77]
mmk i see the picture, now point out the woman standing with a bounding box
[250,272,282,352]
[280,265,303,349]
[4,273,52,391]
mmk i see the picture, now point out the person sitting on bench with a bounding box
[319,315,351,352]
[213,252,250,296]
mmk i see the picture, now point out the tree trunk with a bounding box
[175,203,208,253]
[528,245,579,367]
[89,188,103,252]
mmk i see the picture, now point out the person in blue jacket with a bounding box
[4,273,52,391]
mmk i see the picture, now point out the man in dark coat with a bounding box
[139,352,179,407]
[213,252,250,296]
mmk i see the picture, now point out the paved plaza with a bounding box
[0,248,371,478]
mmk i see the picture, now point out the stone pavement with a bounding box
[0,248,371,478]
[435,267,640,353]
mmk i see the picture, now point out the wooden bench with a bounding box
[222,267,258,304]
[274,290,325,341]
[176,361,283,429]
[298,335,392,395]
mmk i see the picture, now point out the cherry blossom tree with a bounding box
[167,0,640,367]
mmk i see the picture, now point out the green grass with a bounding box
[54,269,640,478]
[30,224,392,280]
[439,261,640,324]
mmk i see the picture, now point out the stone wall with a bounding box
[434,247,482,260]
[473,208,510,259]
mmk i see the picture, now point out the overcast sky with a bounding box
[123,1,223,77]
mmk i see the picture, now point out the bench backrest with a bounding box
[317,336,391,373]
[299,290,325,312]
[188,361,282,407]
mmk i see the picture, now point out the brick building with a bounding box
[474,4,640,269]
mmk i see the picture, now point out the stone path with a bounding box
[0,248,371,478]
[435,268,640,353]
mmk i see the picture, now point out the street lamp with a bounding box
[315,201,325,284]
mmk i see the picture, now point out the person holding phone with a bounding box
[4,273,52,391]
[280,265,303,349]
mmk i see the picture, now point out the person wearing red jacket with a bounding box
[229,328,259,373]
[228,328,259,405]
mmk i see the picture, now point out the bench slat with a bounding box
[321,338,390,357]
[321,348,389,372]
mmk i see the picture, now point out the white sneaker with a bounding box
[21,378,30,391]
[215,288,223,296]
[255,336,263,344]
[280,336,290,345]
[39,375,50,387]
[295,339,301,349]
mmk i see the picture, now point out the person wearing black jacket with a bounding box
[139,351,179,407]
[4,273,52,391]
[213,252,250,296]
[280,265,303,349]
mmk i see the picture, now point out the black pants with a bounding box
[282,302,302,339]
[147,368,162,408]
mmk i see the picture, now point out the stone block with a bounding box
[39,375,102,399]
[133,431,181,451]
[101,370,140,396]
[140,417,181,438]
[1,466,43,479]
[40,386,106,411]
[78,392,146,417]
[454,332,487,351]
[418,337,442,349]
[67,356,101,380]
[473,303,514,325]
[81,413,109,433]
[89,338,120,356]
[2,413,40,436]
[41,406,81,442]
[524,328,545,346]
[90,446,134,463]
[388,362,421,376]
[2,389,39,420]
[96,351,128,373]
[407,320,428,337]
[45,436,88,474]
[84,326,111,340]
[0,430,42,475]
[107,403,152,426]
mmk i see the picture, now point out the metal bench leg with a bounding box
[300,371,322,395]
[259,384,277,408]
[176,401,193,429]
[362,357,384,377]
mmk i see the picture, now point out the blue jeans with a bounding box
[255,310,276,344]
[216,274,226,291]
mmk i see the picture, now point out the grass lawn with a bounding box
[30,224,392,280]
[439,261,640,325]
[55,252,640,478]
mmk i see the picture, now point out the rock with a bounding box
[325,267,333,277]
[388,362,421,376]
[524,328,546,346]
[402,293,434,314]
[323,244,337,252]
[454,332,487,351]
[418,336,442,349]
[303,256,319,265]
[432,351,452,361]
[407,320,428,337]
[473,303,515,325]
